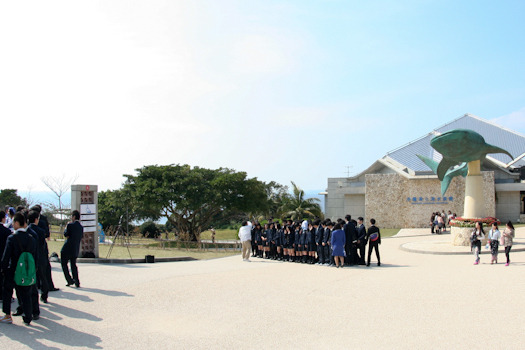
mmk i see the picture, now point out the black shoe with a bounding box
[13,309,24,317]
[377,262,381,266]
[40,296,48,304]
[75,283,80,288]
[66,282,74,287]
[49,288,60,292]
[32,314,40,321]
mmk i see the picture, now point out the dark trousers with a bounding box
[367,241,380,265]
[317,244,324,263]
[15,281,40,317]
[322,245,330,264]
[37,263,50,300]
[61,254,79,285]
[3,277,32,323]
[45,260,56,289]
[358,242,366,264]
[505,246,512,263]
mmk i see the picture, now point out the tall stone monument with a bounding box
[417,129,513,245]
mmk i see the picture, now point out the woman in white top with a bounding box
[470,221,485,265]
[502,221,515,266]
[487,223,501,264]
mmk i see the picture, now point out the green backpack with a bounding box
[14,234,36,287]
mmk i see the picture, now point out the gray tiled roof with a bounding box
[386,114,525,172]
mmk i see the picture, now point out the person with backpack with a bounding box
[0,212,37,325]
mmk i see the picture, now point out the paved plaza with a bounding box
[1,228,524,349]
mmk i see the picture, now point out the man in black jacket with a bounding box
[356,217,367,265]
[366,218,381,267]
[61,210,84,288]
[28,210,50,303]
[343,215,357,266]
[0,213,37,325]
[31,205,59,292]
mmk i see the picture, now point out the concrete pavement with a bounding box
[1,227,524,349]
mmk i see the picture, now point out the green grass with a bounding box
[381,228,400,237]
[200,229,238,240]
[46,240,239,260]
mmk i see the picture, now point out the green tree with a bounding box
[124,164,269,241]
[0,189,27,209]
[280,181,323,221]
[98,188,136,232]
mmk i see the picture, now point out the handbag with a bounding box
[500,235,505,246]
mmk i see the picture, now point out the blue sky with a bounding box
[2,0,524,203]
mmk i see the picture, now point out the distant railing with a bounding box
[50,231,242,251]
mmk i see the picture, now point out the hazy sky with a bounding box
[2,0,525,197]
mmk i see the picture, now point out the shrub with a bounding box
[449,217,501,228]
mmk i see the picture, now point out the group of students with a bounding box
[0,205,61,325]
[0,204,84,326]
[470,220,515,266]
[242,215,382,267]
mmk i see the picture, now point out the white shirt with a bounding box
[238,221,253,242]
[301,220,309,232]
[488,229,501,241]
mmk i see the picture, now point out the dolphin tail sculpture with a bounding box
[417,155,468,195]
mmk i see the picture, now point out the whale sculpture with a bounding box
[417,129,513,195]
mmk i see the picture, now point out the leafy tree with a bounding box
[98,188,137,232]
[0,189,27,209]
[280,181,323,221]
[124,164,269,241]
[140,220,160,238]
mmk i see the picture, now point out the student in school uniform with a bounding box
[294,224,302,263]
[314,220,324,265]
[366,218,381,267]
[356,217,367,265]
[323,221,333,266]
[255,224,263,258]
[0,213,37,325]
[274,223,283,260]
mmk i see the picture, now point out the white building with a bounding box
[324,114,525,228]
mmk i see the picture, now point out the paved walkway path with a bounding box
[1,228,524,349]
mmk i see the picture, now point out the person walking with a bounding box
[330,223,346,268]
[366,219,381,266]
[487,223,501,264]
[501,221,515,266]
[470,221,485,265]
[238,221,253,262]
[61,210,84,288]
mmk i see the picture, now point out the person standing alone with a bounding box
[366,219,381,267]
[61,210,83,287]
[238,221,253,262]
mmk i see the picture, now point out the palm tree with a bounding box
[281,181,323,221]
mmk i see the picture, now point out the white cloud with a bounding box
[492,107,525,134]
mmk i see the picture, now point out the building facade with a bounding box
[324,114,525,228]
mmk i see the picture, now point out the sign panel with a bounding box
[83,226,96,233]
[81,220,97,227]
[81,214,96,221]
[80,204,96,214]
